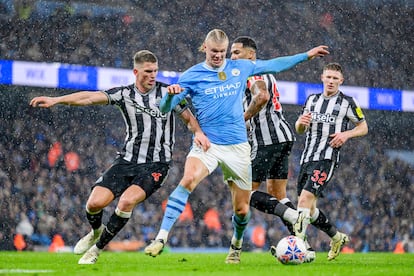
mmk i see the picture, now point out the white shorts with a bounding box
[187,142,252,190]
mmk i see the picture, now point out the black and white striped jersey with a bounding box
[300,91,366,165]
[244,74,296,149]
[104,82,187,164]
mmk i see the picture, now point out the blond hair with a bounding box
[198,29,229,52]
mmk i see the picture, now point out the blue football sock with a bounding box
[232,211,251,241]
[160,185,190,232]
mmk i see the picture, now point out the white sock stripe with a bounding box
[310,208,320,223]
[280,197,290,204]
[115,207,132,218]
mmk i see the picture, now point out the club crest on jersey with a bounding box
[218,71,226,80]
[231,69,240,76]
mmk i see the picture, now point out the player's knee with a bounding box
[180,176,198,192]
[234,205,250,217]
[86,200,105,212]
[117,198,138,211]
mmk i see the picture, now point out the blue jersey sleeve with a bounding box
[159,92,188,113]
[253,53,308,75]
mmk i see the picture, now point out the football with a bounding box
[271,235,307,265]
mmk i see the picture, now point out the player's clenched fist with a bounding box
[167,84,184,95]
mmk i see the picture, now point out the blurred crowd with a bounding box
[0,86,413,253]
[0,0,413,90]
[0,0,413,253]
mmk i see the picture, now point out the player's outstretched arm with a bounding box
[30,91,108,108]
[306,45,330,60]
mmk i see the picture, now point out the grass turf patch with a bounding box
[0,251,412,276]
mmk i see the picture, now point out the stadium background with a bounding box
[0,0,413,253]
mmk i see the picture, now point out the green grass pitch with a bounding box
[0,251,413,276]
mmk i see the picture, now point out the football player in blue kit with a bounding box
[145,29,329,264]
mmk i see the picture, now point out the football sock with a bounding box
[279,198,296,235]
[231,236,243,249]
[282,199,296,210]
[310,208,337,237]
[250,190,297,223]
[86,208,103,230]
[231,211,251,245]
[96,208,131,249]
[159,185,190,236]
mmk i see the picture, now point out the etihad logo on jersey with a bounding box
[311,112,337,124]
[205,82,242,99]
[134,103,167,119]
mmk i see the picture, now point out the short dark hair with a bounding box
[323,63,343,74]
[133,50,157,67]
[233,36,257,51]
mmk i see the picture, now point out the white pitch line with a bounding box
[0,269,54,274]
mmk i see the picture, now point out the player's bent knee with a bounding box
[233,205,250,217]
[86,201,105,212]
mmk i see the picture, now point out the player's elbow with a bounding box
[258,91,270,104]
[359,121,369,136]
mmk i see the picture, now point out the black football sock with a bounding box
[86,209,103,230]
[250,190,288,218]
[311,209,337,237]
[96,209,131,249]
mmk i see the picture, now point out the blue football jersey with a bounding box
[162,53,308,145]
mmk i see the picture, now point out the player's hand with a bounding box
[167,84,184,95]
[329,132,349,148]
[30,96,57,108]
[298,112,312,127]
[307,45,329,60]
[193,131,211,152]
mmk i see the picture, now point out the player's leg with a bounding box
[145,154,211,257]
[74,186,113,255]
[310,207,349,260]
[265,142,294,206]
[78,184,147,264]
[250,190,298,223]
[226,181,251,264]
[294,189,314,240]
[221,142,252,264]
[293,162,318,240]
[249,143,298,226]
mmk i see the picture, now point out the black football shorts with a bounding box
[94,157,169,198]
